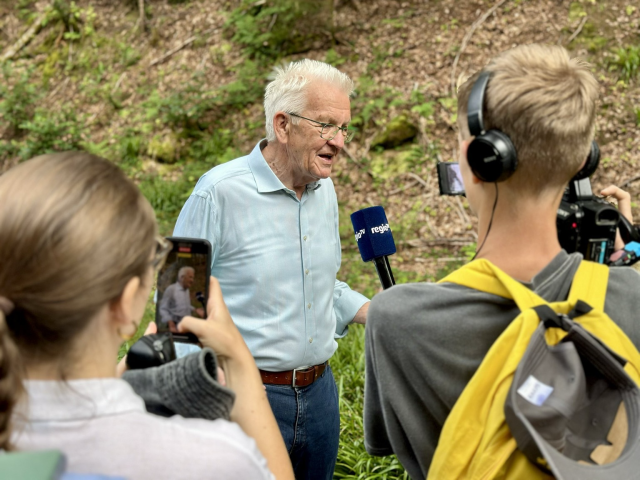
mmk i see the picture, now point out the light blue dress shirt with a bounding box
[173,140,369,371]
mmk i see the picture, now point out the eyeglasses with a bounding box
[152,235,173,272]
[288,113,355,143]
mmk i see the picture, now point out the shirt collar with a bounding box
[248,140,322,193]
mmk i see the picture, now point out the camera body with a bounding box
[437,140,640,266]
[557,177,620,264]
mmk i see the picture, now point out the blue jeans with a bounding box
[265,365,340,480]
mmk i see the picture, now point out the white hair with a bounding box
[177,266,194,280]
[264,59,355,142]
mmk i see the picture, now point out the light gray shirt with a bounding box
[364,251,640,480]
[12,378,274,480]
[159,282,194,324]
[173,140,368,370]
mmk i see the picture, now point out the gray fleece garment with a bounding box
[123,347,235,421]
[364,251,640,480]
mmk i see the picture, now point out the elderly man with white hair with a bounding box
[159,266,204,332]
[174,59,370,479]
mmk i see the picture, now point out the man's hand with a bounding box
[352,302,370,325]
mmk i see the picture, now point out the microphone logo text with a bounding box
[371,223,390,234]
[354,229,365,241]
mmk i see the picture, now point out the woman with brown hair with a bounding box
[0,152,294,480]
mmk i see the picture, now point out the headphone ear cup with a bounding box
[467,130,518,183]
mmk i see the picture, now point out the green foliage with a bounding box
[143,83,216,134]
[0,66,41,135]
[139,175,191,215]
[325,48,346,67]
[143,64,264,141]
[16,108,85,159]
[568,2,587,21]
[332,326,409,479]
[221,59,267,108]
[409,90,435,119]
[138,174,192,233]
[609,46,640,83]
[226,0,331,60]
[120,44,142,67]
[116,129,146,171]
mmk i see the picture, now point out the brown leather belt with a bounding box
[260,362,328,388]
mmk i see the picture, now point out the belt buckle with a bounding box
[292,365,312,388]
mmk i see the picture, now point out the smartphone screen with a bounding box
[155,237,211,346]
[437,162,466,196]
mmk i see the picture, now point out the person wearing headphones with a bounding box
[363,44,640,479]
[0,152,294,480]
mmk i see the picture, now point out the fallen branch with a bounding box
[138,0,145,33]
[565,16,588,45]
[405,172,429,189]
[449,0,510,97]
[267,13,278,32]
[620,175,640,189]
[150,36,196,67]
[46,76,70,100]
[1,8,51,62]
[388,180,419,195]
[149,27,218,67]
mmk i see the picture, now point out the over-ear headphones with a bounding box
[466,71,518,183]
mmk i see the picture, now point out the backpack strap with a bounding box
[567,260,609,311]
[439,259,547,311]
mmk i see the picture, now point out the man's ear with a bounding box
[460,138,483,185]
[109,276,141,328]
[273,112,290,144]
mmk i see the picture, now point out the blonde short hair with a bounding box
[457,44,599,194]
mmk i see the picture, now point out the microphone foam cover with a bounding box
[351,206,396,262]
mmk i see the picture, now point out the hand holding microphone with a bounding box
[351,206,397,289]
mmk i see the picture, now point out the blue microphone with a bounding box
[351,206,396,289]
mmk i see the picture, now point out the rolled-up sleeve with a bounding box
[333,279,369,338]
[332,194,369,338]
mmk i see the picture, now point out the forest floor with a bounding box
[2,0,639,477]
[1,0,639,292]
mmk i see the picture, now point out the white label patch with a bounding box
[517,375,554,406]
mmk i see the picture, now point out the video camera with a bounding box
[437,142,640,266]
[556,142,640,265]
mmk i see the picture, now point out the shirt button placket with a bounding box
[300,200,315,360]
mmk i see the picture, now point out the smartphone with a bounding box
[155,237,211,353]
[437,162,466,196]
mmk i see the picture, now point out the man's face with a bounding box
[286,82,351,184]
[180,270,195,289]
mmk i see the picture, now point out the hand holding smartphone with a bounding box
[155,237,211,356]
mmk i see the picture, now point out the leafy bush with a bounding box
[0,66,41,137]
[609,46,640,83]
[226,0,331,60]
[16,108,85,159]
